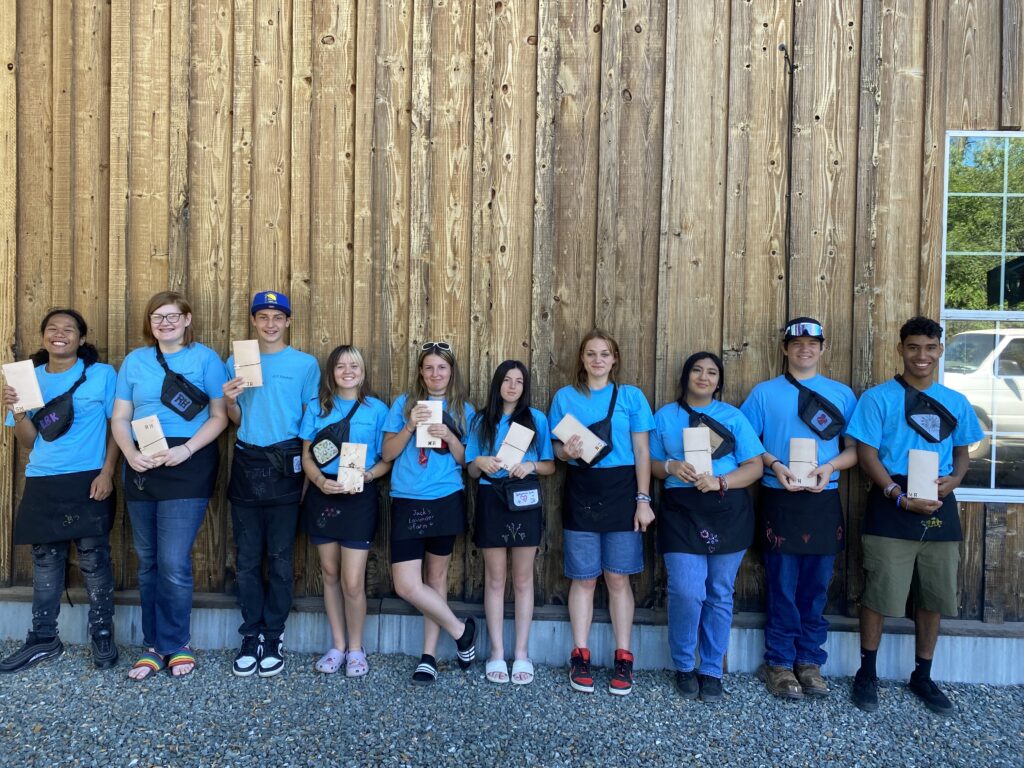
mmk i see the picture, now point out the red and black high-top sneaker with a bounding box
[569,647,595,693]
[609,648,634,696]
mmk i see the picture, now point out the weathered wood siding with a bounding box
[1,0,1021,621]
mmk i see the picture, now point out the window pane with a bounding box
[944,255,1001,309]
[994,436,1024,490]
[1009,137,1024,194]
[948,136,1005,193]
[946,197,1004,253]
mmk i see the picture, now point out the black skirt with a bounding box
[14,471,115,546]
[123,438,219,502]
[658,486,753,555]
[759,487,844,555]
[301,481,380,542]
[390,491,466,541]
[563,465,637,533]
[227,438,304,506]
[864,474,961,542]
[473,483,543,549]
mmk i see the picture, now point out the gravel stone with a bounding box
[0,640,1021,767]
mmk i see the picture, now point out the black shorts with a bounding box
[390,534,457,564]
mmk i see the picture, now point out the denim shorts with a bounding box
[563,529,644,580]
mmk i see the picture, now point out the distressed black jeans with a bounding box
[31,536,115,638]
[231,503,299,641]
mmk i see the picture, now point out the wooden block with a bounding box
[552,414,607,465]
[2,361,44,412]
[790,437,817,464]
[415,400,443,448]
[907,449,939,501]
[337,442,368,493]
[131,415,169,456]
[232,339,263,387]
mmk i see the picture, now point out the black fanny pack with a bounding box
[579,384,618,468]
[679,400,736,459]
[895,375,958,444]
[156,348,210,421]
[311,400,361,468]
[434,411,464,456]
[785,372,845,441]
[31,366,89,442]
[490,475,543,511]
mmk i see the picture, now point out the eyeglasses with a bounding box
[420,341,452,353]
[150,313,184,325]
[785,321,824,338]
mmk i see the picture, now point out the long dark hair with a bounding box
[472,360,538,454]
[676,351,725,406]
[317,345,373,417]
[30,308,100,367]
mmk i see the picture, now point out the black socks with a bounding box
[858,647,878,679]
[914,656,933,679]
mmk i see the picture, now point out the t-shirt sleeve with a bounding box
[548,389,567,438]
[465,419,482,463]
[460,403,476,444]
[739,388,765,438]
[845,390,883,449]
[102,365,117,418]
[648,410,668,462]
[301,358,320,403]
[114,355,133,401]
[732,410,766,463]
[534,411,554,460]
[225,355,236,382]
[952,396,984,447]
[383,395,407,433]
[203,348,229,397]
[298,401,320,442]
[626,386,655,432]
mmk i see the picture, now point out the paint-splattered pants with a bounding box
[31,536,115,638]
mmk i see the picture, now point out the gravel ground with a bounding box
[0,640,1021,768]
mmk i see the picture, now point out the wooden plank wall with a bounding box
[2,1,1022,622]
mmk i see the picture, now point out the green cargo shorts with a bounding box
[860,535,960,617]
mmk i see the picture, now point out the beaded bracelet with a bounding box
[895,492,907,510]
[883,482,899,498]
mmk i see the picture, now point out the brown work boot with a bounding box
[757,663,804,699]
[794,663,829,697]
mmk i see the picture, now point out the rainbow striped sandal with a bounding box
[129,651,165,681]
[166,647,196,677]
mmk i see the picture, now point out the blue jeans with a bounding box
[664,550,745,678]
[128,498,209,655]
[563,529,644,580]
[31,537,114,638]
[231,503,299,640]
[762,552,834,667]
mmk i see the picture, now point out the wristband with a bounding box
[769,459,782,471]
[895,492,907,510]
[718,475,729,497]
[883,482,899,498]
[635,493,652,503]
[823,461,835,475]
[184,444,193,459]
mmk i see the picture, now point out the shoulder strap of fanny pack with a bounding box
[602,383,619,420]
[339,398,361,425]
[893,375,957,421]
[46,363,90,405]
[154,346,176,376]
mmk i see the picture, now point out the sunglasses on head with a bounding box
[785,322,824,339]
[421,341,452,353]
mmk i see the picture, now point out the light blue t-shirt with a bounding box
[298,395,389,476]
[383,393,476,500]
[226,345,319,446]
[5,360,116,477]
[650,399,764,489]
[115,343,228,439]
[548,383,654,468]
[846,378,983,476]
[465,408,555,484]
[740,374,858,490]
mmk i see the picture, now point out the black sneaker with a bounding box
[258,637,284,678]
[91,628,119,669]
[908,673,953,714]
[233,635,262,677]
[851,672,879,712]
[674,670,699,699]
[0,632,63,673]
[698,674,724,703]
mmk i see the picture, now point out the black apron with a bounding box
[14,471,115,545]
[894,375,958,444]
[302,481,380,542]
[123,438,220,501]
[391,491,466,540]
[784,372,846,441]
[578,385,618,468]
[30,366,89,442]
[759,486,844,555]
[473,481,544,549]
[864,474,961,542]
[563,464,636,532]
[227,438,304,506]
[678,401,736,459]
[658,486,753,555]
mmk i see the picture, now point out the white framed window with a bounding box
[940,130,1024,502]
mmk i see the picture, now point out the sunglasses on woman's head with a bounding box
[421,341,452,353]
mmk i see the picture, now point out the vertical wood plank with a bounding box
[1002,0,1023,129]
[51,0,73,308]
[230,0,254,352]
[957,501,984,619]
[1002,504,1023,620]
[0,0,15,585]
[919,0,949,321]
[351,0,378,353]
[982,502,1007,623]
[251,0,292,292]
[945,0,1001,131]
[167,0,191,293]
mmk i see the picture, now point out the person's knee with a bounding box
[485,567,506,593]
[603,572,633,594]
[572,577,598,594]
[321,562,341,586]
[341,570,366,600]
[32,544,66,569]
[157,552,194,588]
[512,571,533,595]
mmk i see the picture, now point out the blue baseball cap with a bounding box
[250,291,291,317]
